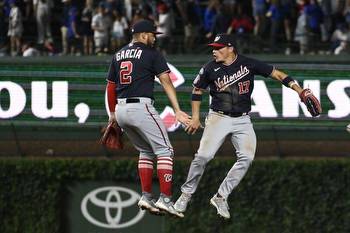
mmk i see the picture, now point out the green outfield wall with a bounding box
[0,159,349,233]
[0,55,349,157]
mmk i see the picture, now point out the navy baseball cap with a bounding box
[208,34,235,48]
[131,20,162,34]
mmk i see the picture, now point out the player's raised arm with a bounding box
[270,69,303,94]
[158,72,190,125]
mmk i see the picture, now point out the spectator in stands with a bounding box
[81,0,94,55]
[140,0,157,19]
[61,0,71,55]
[266,0,285,53]
[92,2,109,54]
[156,2,172,54]
[319,0,333,42]
[203,0,219,35]
[110,10,128,52]
[206,3,231,39]
[304,0,324,54]
[331,23,350,54]
[7,0,23,56]
[175,0,200,53]
[33,0,53,48]
[0,1,7,49]
[281,0,297,54]
[227,3,254,53]
[294,3,308,54]
[22,41,40,57]
[131,8,144,26]
[252,0,267,36]
[222,0,236,15]
[67,1,80,55]
[124,0,132,21]
[344,0,350,25]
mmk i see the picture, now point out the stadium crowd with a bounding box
[0,0,350,57]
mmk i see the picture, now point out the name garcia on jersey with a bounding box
[116,48,143,61]
[214,65,249,91]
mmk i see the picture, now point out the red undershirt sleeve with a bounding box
[106,82,117,112]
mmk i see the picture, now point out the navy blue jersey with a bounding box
[193,54,274,113]
[107,42,170,99]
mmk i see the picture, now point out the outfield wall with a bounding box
[0,55,349,157]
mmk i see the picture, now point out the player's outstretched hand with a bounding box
[185,118,202,135]
[175,110,191,126]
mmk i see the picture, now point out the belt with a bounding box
[212,109,248,117]
[126,98,141,103]
[118,97,154,105]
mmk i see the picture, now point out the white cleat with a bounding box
[210,194,230,219]
[174,192,192,213]
[155,194,184,218]
[138,195,163,215]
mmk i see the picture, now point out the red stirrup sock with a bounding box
[157,156,173,196]
[138,158,154,193]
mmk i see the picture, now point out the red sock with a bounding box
[157,156,173,196]
[138,158,154,193]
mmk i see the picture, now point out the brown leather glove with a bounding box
[100,121,123,150]
[299,88,322,117]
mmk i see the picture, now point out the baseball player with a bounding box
[174,33,321,219]
[105,20,190,218]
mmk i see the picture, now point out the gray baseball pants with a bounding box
[116,98,174,159]
[181,110,256,199]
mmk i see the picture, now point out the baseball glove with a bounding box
[299,88,322,117]
[100,121,123,150]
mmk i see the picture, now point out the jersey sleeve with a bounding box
[153,51,170,76]
[107,55,118,83]
[192,66,210,89]
[251,58,274,77]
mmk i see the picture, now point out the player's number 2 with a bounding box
[120,61,133,84]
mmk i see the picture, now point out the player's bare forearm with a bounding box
[159,73,181,112]
[270,69,288,82]
[184,88,203,134]
[271,69,303,95]
[191,88,203,120]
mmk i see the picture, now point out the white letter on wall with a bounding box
[31,81,68,118]
[327,80,350,118]
[0,82,26,118]
[251,80,278,117]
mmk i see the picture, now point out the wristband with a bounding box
[191,93,202,101]
[282,76,295,88]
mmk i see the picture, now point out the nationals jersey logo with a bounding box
[215,65,250,92]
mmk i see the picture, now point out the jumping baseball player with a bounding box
[105,20,190,218]
[174,33,321,219]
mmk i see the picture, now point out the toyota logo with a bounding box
[81,186,145,229]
